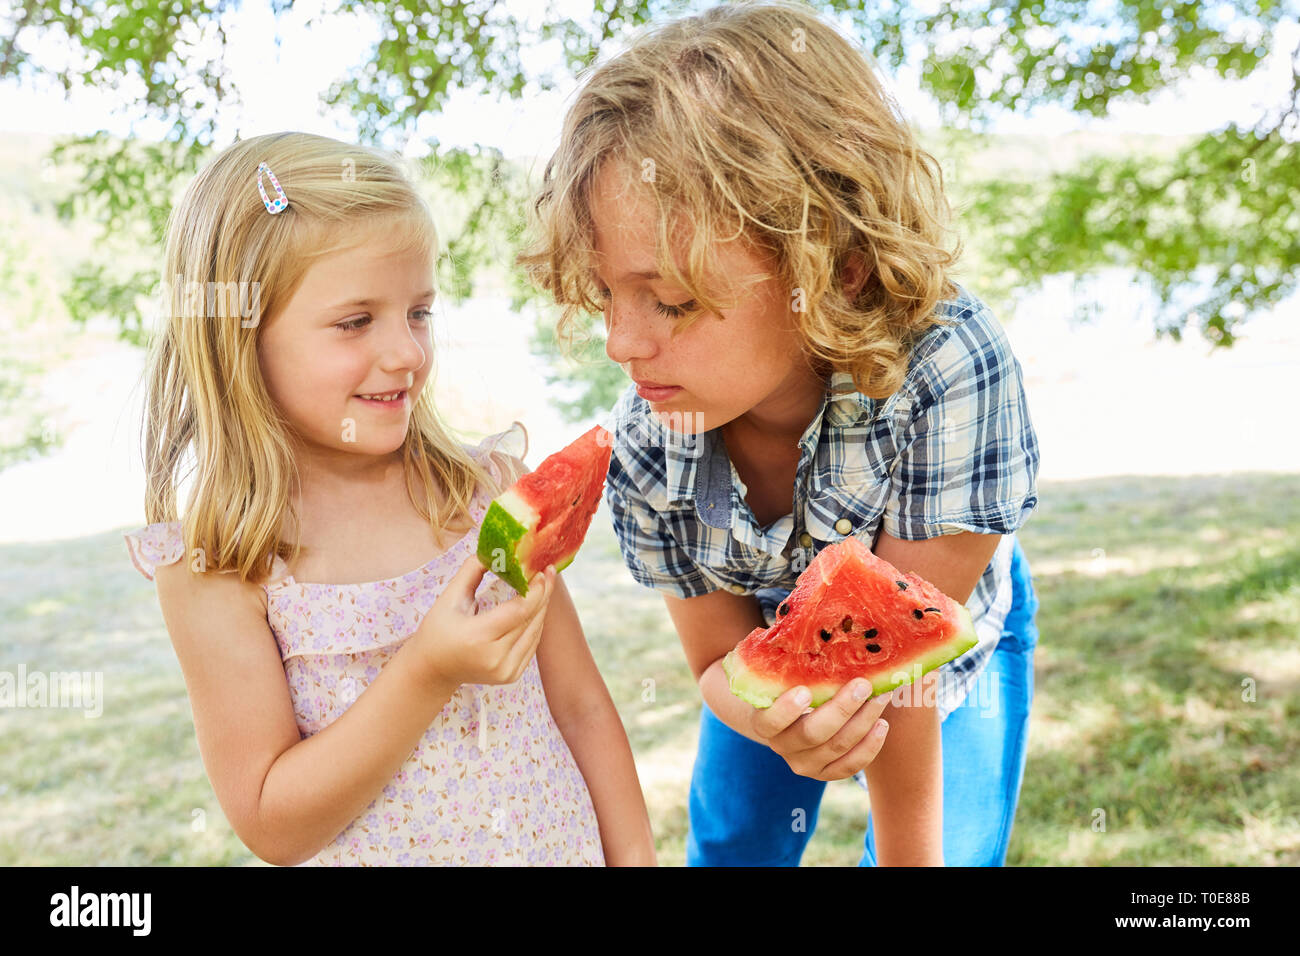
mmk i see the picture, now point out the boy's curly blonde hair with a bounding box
[517,0,962,401]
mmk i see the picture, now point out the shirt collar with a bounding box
[824,370,879,429]
[663,370,880,509]
[664,421,706,508]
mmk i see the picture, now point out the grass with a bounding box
[1,471,1297,865]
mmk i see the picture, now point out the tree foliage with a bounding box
[2,0,1296,423]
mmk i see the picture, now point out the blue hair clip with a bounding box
[256,161,289,215]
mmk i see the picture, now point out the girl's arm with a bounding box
[536,575,657,866]
[491,449,654,865]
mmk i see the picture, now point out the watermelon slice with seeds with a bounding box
[723,535,978,708]
[476,425,613,596]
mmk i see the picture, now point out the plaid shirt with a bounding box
[601,282,1040,719]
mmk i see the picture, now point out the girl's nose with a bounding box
[603,302,658,366]
[377,315,427,373]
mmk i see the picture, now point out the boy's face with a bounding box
[590,160,825,438]
[257,235,435,466]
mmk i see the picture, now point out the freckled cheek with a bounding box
[658,338,709,388]
[694,332,788,407]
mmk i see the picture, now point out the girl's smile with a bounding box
[353,389,410,409]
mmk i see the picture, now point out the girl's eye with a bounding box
[336,309,431,332]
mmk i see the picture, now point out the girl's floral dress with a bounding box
[124,425,605,866]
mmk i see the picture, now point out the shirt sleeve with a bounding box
[604,451,719,599]
[470,421,530,489]
[123,521,186,581]
[879,302,1041,540]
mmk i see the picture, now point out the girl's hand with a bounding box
[748,680,899,781]
[411,556,555,693]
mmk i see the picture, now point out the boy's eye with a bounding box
[595,284,697,318]
[655,300,698,319]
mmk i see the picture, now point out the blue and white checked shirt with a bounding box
[601,282,1041,720]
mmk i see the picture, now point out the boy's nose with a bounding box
[603,306,657,365]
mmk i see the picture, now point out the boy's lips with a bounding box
[634,381,682,402]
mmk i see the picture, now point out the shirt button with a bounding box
[727,583,747,595]
[799,532,813,549]
[834,518,853,535]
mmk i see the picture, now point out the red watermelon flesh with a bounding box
[475,425,613,596]
[723,536,978,708]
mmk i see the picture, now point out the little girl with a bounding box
[518,1,1041,866]
[124,131,655,866]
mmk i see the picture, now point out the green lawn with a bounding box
[1,471,1296,865]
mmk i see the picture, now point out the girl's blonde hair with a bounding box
[143,131,498,582]
[518,0,962,400]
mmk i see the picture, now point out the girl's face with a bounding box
[257,235,434,468]
[589,161,826,439]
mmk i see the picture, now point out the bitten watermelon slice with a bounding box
[476,425,613,595]
[723,536,978,708]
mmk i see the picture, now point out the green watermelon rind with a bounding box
[476,498,577,597]
[723,604,978,709]
[475,425,612,597]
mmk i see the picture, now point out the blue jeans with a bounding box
[686,537,1040,866]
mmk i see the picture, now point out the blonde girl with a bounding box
[125,131,655,866]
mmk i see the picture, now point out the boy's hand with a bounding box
[748,680,898,781]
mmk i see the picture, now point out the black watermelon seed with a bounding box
[866,643,881,653]
[924,606,941,614]
[840,615,854,632]
[778,602,790,616]
[863,628,878,639]
[913,608,924,619]
[896,580,908,590]
[819,629,833,642]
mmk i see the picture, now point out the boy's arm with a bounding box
[666,589,896,777]
[536,574,657,866]
[864,526,1005,866]
[860,671,943,865]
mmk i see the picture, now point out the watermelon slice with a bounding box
[723,536,978,708]
[476,425,613,595]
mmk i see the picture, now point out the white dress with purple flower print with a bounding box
[124,426,605,866]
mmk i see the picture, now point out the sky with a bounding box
[1,0,1297,164]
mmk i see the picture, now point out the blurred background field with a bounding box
[2,0,1298,866]
[2,470,1297,865]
